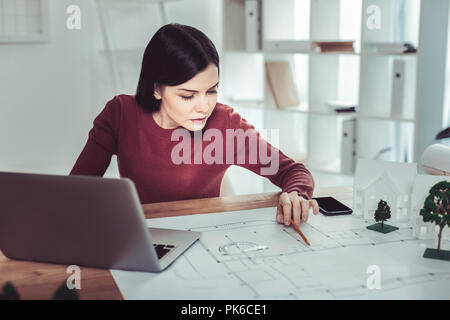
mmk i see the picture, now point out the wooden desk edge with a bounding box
[142,186,353,219]
[0,187,353,300]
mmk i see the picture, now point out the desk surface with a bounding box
[0,186,351,300]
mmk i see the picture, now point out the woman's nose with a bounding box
[195,96,210,113]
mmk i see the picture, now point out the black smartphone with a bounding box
[312,196,352,216]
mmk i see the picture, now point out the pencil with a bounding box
[290,219,311,246]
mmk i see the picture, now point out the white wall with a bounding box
[0,0,91,174]
[0,0,222,175]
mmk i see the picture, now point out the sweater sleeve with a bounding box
[69,96,121,176]
[227,108,315,200]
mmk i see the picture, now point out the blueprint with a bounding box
[110,201,450,299]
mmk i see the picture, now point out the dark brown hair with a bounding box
[135,23,220,113]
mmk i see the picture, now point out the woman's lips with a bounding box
[191,116,207,124]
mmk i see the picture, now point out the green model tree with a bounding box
[420,181,450,255]
[374,200,391,230]
[367,199,398,233]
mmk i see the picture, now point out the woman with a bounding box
[70,23,318,227]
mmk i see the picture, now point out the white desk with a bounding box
[112,198,450,300]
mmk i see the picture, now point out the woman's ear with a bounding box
[154,84,162,100]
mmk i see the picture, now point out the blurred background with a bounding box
[1,0,449,195]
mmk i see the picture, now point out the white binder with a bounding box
[391,59,405,118]
[245,0,260,51]
[341,118,357,175]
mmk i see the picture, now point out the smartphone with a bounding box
[312,196,352,216]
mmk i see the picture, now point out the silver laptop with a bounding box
[0,171,201,272]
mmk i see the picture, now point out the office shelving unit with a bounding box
[220,0,444,190]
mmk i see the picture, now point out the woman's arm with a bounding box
[227,107,318,226]
[69,96,121,176]
[69,139,114,176]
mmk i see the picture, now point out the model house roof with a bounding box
[360,171,400,193]
[354,159,417,194]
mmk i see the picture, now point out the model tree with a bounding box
[374,200,391,230]
[420,181,450,258]
[366,199,398,234]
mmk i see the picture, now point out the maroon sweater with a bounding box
[70,95,314,204]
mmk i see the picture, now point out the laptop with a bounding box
[0,171,201,272]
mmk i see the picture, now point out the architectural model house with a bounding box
[353,159,417,222]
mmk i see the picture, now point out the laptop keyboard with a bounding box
[153,244,175,259]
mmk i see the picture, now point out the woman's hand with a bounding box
[276,191,319,226]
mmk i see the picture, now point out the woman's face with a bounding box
[154,63,219,131]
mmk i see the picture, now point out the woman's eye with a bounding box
[181,91,217,100]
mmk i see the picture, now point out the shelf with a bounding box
[220,0,428,174]
[357,114,415,123]
[225,48,356,60]
[263,40,311,54]
[263,49,310,55]
[262,39,359,56]
[264,48,361,55]
[275,109,412,121]
[361,52,418,57]
[275,104,357,118]
[361,41,419,57]
[309,51,360,56]
[265,50,359,55]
